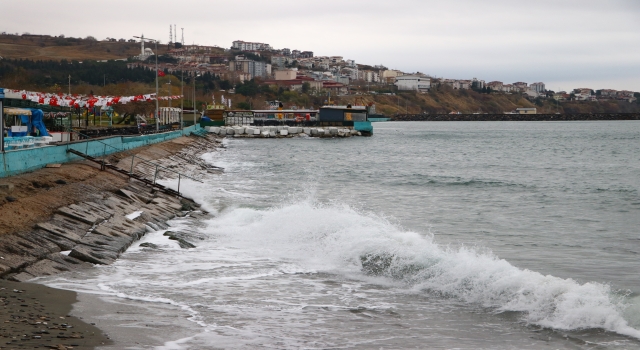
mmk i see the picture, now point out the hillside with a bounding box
[1,33,639,115]
[0,34,168,61]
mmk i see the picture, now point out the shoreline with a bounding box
[391,113,640,121]
[0,134,222,349]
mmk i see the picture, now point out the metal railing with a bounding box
[65,129,203,193]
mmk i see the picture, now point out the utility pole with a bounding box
[68,75,71,95]
[180,66,184,129]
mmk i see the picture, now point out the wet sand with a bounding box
[0,279,110,350]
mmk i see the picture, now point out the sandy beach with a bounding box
[0,279,110,349]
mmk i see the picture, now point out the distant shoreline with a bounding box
[391,113,640,122]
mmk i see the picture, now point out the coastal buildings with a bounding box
[232,40,272,51]
[394,75,431,92]
[121,36,636,102]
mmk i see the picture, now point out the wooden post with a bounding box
[130,155,135,176]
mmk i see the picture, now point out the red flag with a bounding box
[157,70,166,77]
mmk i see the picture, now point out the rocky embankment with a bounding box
[392,113,640,121]
[0,134,222,282]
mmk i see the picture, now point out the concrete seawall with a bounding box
[392,113,640,122]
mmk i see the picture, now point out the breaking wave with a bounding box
[201,199,640,339]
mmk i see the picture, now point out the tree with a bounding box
[219,80,232,90]
[302,82,310,93]
[236,101,251,110]
[85,36,97,41]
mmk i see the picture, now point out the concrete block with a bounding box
[261,131,270,138]
[0,251,38,271]
[7,272,36,282]
[303,128,311,135]
[69,244,119,265]
[280,130,289,136]
[310,128,318,135]
[269,131,276,137]
[0,233,58,259]
[102,215,147,239]
[33,229,77,251]
[58,206,105,225]
[23,258,74,277]
[151,197,183,211]
[36,218,87,243]
[19,231,62,254]
[84,201,116,217]
[79,232,132,253]
[226,129,235,135]
[46,252,93,270]
[117,188,148,204]
[252,128,261,135]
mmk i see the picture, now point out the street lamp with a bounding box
[133,35,159,132]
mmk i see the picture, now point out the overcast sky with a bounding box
[2,0,639,91]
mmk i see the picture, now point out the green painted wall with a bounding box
[1,125,200,178]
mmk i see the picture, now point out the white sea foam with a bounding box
[200,199,640,339]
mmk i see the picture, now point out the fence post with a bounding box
[178,174,181,194]
[130,155,135,176]
[102,144,106,170]
[153,165,158,184]
[85,139,89,155]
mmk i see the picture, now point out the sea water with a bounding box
[41,121,640,349]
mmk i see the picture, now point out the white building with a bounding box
[530,82,546,93]
[232,40,272,51]
[395,75,431,92]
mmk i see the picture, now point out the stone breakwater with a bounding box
[392,113,640,121]
[0,135,221,283]
[205,125,362,138]
[0,181,203,282]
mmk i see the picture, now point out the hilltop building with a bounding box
[395,75,431,92]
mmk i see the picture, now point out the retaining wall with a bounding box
[1,125,200,178]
